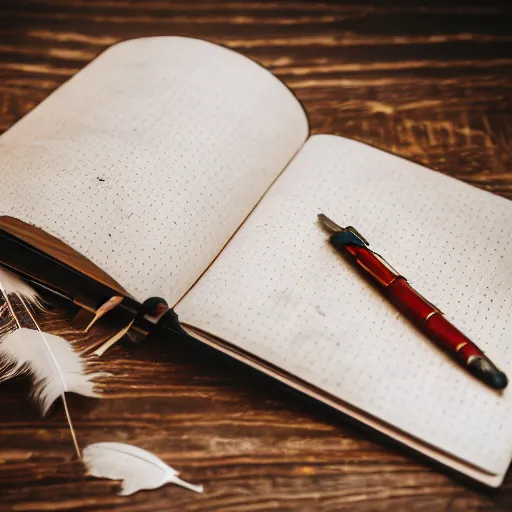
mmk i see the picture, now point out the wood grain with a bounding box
[1,1,512,510]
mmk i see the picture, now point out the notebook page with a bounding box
[0,36,308,305]
[176,134,512,478]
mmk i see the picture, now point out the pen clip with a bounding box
[345,226,369,246]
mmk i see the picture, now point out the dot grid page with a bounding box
[177,134,512,479]
[0,36,308,305]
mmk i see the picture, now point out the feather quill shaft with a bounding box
[83,442,204,495]
[0,279,21,329]
[19,296,82,458]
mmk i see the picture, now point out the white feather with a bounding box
[0,327,107,415]
[83,442,204,496]
[0,267,47,310]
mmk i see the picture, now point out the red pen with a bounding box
[318,213,508,391]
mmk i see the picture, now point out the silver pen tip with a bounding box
[317,213,343,233]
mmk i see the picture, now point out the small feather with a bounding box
[93,320,134,357]
[85,295,124,332]
[83,442,204,496]
[0,327,108,415]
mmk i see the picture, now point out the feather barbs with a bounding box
[0,267,48,312]
[0,327,108,415]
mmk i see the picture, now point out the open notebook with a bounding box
[1,36,511,488]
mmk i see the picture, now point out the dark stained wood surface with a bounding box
[1,1,512,510]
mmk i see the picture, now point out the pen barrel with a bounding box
[386,277,483,363]
[329,236,506,388]
[338,242,484,364]
[423,313,483,361]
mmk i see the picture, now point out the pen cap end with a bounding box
[493,372,508,390]
[467,356,508,390]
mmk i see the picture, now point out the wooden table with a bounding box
[1,1,512,510]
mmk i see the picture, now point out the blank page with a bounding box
[177,134,512,480]
[0,36,308,304]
